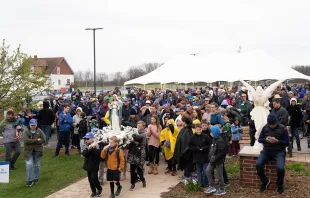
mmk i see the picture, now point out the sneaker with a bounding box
[96,189,102,197]
[260,179,270,192]
[130,184,135,191]
[33,179,39,184]
[277,185,284,194]
[115,185,122,196]
[171,171,177,176]
[224,182,230,187]
[52,155,59,159]
[109,195,115,198]
[90,192,96,197]
[142,181,146,188]
[205,186,217,194]
[26,181,33,187]
[65,153,70,156]
[165,170,172,175]
[214,189,226,196]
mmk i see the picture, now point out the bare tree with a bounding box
[84,69,93,89]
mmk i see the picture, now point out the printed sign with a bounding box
[0,162,9,183]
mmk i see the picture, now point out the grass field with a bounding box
[0,147,86,198]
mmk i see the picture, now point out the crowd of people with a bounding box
[1,81,310,197]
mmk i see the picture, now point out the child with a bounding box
[231,118,243,157]
[127,134,146,190]
[201,120,212,140]
[189,124,211,186]
[78,112,88,157]
[160,119,179,176]
[13,112,25,140]
[222,116,231,156]
[81,132,102,197]
[101,136,125,198]
[205,125,227,196]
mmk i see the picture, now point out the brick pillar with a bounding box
[240,156,279,190]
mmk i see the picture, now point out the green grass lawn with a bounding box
[0,147,86,198]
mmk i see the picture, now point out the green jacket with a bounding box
[237,100,251,114]
[23,128,46,160]
[222,122,231,135]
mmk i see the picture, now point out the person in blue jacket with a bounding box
[53,104,73,158]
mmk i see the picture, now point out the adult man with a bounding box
[78,97,92,116]
[302,91,310,110]
[287,98,303,151]
[53,104,73,158]
[121,98,131,122]
[256,113,289,194]
[38,101,55,146]
[0,111,21,169]
[237,93,251,116]
[272,99,289,126]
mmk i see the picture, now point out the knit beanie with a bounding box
[210,125,221,137]
[267,113,278,125]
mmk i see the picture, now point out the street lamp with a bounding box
[85,28,103,95]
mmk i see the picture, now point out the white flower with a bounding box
[192,180,197,185]
[184,180,188,185]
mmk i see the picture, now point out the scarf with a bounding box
[108,146,116,155]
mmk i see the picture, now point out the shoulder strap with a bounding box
[116,148,120,169]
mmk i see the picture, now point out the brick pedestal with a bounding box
[239,146,280,190]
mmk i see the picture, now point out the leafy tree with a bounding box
[0,40,49,111]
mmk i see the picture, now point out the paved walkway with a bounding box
[46,165,180,198]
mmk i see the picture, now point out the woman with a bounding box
[192,108,202,122]
[72,107,83,152]
[146,116,162,175]
[230,98,237,108]
[109,94,122,131]
[23,119,46,187]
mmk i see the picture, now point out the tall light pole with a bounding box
[85,28,103,95]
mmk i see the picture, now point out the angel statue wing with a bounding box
[240,80,257,100]
[263,79,286,100]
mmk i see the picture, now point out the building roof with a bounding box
[31,56,73,75]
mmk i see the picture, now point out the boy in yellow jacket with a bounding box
[101,136,125,198]
[160,119,179,176]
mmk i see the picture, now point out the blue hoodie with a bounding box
[210,112,224,127]
[210,126,221,137]
[59,112,73,132]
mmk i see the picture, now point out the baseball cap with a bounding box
[58,97,64,101]
[122,97,129,102]
[83,132,95,139]
[29,119,37,126]
[241,93,247,97]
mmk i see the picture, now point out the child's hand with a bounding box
[104,145,110,151]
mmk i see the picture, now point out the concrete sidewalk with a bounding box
[46,165,180,198]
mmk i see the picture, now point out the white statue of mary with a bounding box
[109,94,122,132]
[240,80,284,149]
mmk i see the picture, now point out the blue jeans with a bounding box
[256,150,286,186]
[42,125,52,145]
[291,127,301,149]
[196,163,209,185]
[25,152,41,181]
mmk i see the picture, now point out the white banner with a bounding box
[0,162,9,183]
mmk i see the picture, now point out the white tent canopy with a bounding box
[124,51,310,85]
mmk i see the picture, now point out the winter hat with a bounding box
[290,98,297,105]
[210,125,221,137]
[130,108,137,115]
[29,119,37,126]
[267,113,278,125]
[133,134,143,144]
[76,107,83,112]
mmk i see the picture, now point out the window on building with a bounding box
[57,67,60,74]
[58,80,61,85]
[67,79,70,84]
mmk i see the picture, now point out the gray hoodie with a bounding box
[0,118,18,143]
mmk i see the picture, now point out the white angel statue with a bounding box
[240,80,285,149]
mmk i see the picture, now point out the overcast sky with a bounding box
[1,0,310,73]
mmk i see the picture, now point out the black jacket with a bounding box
[78,118,88,138]
[38,101,55,125]
[287,104,303,128]
[78,103,92,116]
[189,133,211,163]
[82,144,101,172]
[208,136,226,165]
[173,125,193,169]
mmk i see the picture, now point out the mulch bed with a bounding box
[161,169,310,198]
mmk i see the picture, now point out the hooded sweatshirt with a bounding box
[73,107,83,134]
[0,118,17,143]
[208,126,226,165]
[287,98,303,128]
[38,101,55,126]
